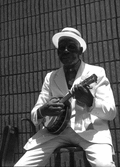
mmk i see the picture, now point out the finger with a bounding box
[50,106,64,111]
[50,109,62,116]
[78,86,88,94]
[60,109,65,113]
[50,98,59,103]
[51,103,64,107]
[74,84,81,90]
[72,85,81,94]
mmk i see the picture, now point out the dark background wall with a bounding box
[0,0,120,166]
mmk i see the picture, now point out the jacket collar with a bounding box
[54,60,89,95]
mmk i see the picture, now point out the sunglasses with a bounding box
[58,43,79,53]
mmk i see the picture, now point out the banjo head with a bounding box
[43,104,71,134]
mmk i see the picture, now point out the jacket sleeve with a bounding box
[91,68,117,121]
[31,72,52,126]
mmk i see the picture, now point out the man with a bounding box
[14,27,117,167]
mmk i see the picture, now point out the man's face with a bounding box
[57,37,81,67]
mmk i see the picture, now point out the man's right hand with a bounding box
[39,97,65,117]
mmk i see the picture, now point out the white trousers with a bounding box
[14,127,115,167]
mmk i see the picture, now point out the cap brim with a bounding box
[52,32,87,52]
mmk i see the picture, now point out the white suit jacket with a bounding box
[25,61,117,150]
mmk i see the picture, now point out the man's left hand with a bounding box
[72,85,93,107]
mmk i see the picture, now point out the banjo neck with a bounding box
[59,74,97,104]
[59,90,73,104]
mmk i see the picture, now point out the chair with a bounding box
[0,125,18,167]
[53,145,91,167]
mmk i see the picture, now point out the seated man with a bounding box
[14,27,117,167]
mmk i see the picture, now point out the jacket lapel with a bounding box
[73,60,89,86]
[54,67,68,95]
[53,61,91,95]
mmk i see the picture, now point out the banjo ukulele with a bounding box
[43,74,97,134]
